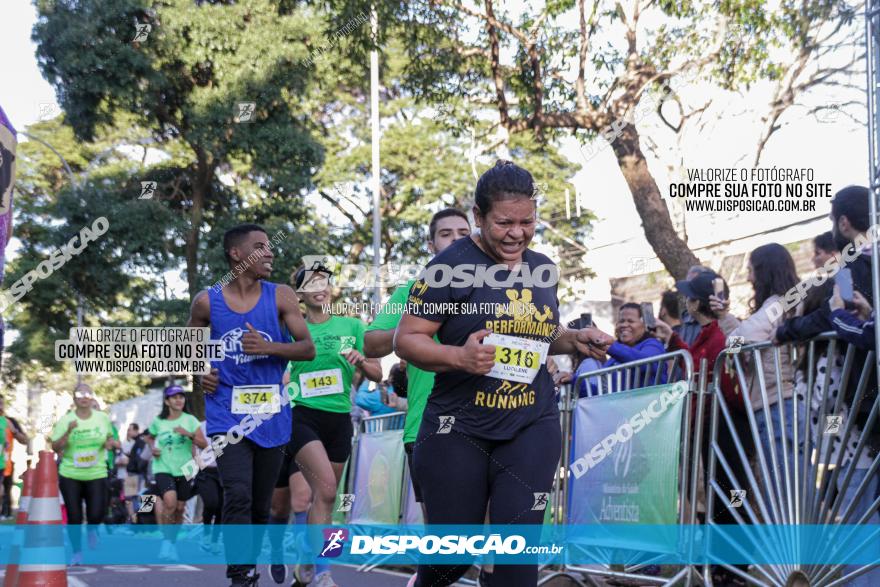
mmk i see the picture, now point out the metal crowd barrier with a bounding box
[708,332,880,587]
[540,349,701,587]
[340,333,880,586]
[344,411,411,572]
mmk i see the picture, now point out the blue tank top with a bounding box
[206,281,291,447]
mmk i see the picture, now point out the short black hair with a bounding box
[831,185,870,232]
[660,290,681,320]
[474,160,536,215]
[223,223,267,264]
[429,208,469,241]
[619,302,643,318]
[129,423,140,431]
[814,231,835,253]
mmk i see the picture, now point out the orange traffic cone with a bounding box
[15,451,66,586]
[3,468,34,587]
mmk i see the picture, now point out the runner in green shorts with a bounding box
[364,208,471,518]
[146,384,207,562]
[269,264,382,587]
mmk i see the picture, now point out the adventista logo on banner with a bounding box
[568,382,686,551]
[570,381,687,479]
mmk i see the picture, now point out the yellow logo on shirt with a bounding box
[411,279,429,298]
[495,289,552,322]
[474,380,536,410]
[484,288,556,338]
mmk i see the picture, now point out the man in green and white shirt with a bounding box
[364,208,471,512]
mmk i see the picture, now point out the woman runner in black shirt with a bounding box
[396,160,613,587]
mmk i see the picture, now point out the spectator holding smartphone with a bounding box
[652,272,752,586]
[652,271,738,406]
[573,302,667,395]
[830,285,875,351]
[710,243,802,465]
[677,266,713,345]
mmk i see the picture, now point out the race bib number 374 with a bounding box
[232,385,281,414]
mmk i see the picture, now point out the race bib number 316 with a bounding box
[484,333,549,384]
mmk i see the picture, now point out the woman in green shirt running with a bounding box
[146,384,206,562]
[268,266,382,587]
[50,383,120,565]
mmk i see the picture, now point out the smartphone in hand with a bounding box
[580,312,593,329]
[835,267,855,309]
[641,303,656,330]
[713,277,726,302]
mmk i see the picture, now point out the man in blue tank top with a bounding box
[188,223,315,587]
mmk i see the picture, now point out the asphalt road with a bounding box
[0,564,461,587]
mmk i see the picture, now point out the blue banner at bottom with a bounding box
[0,524,879,566]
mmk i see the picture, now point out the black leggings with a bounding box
[214,436,284,580]
[413,417,561,587]
[197,467,223,542]
[58,475,107,553]
[2,473,12,517]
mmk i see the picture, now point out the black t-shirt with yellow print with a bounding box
[406,236,560,441]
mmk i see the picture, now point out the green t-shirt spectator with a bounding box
[148,413,200,477]
[287,316,366,414]
[50,410,113,481]
[366,280,436,444]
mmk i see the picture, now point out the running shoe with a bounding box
[475,569,492,587]
[312,572,338,587]
[87,530,99,549]
[230,570,261,587]
[293,563,315,584]
[165,543,180,563]
[69,551,83,566]
[200,536,214,553]
[158,540,179,562]
[269,564,287,584]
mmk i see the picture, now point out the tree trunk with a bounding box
[186,151,213,421]
[610,123,699,281]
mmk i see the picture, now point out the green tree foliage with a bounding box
[321,0,862,279]
[32,0,327,295]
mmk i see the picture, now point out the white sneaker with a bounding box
[165,543,179,562]
[158,539,179,562]
[313,572,338,587]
